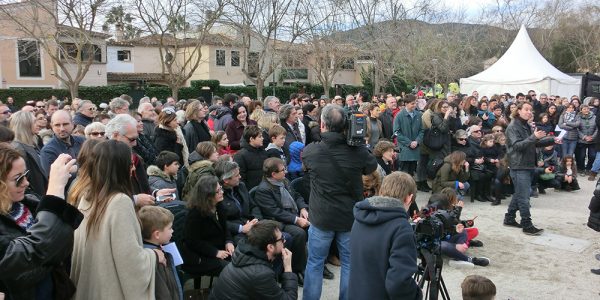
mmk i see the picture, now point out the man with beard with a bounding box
[209,220,298,299]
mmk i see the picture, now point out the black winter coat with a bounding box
[218,182,260,236]
[301,132,378,232]
[183,120,211,153]
[253,179,308,225]
[234,142,268,191]
[588,178,600,231]
[349,196,422,300]
[209,240,298,300]
[12,141,47,197]
[181,207,232,264]
[0,195,83,300]
[154,127,185,165]
[506,117,555,170]
[134,133,158,167]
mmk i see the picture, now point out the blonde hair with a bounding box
[138,206,174,240]
[379,171,416,201]
[9,111,36,146]
[257,111,278,131]
[185,100,202,120]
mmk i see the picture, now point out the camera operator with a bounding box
[427,188,489,268]
[349,172,422,300]
[301,105,378,300]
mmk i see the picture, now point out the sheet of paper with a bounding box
[554,125,566,140]
[162,242,183,266]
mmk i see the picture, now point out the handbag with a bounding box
[422,115,447,150]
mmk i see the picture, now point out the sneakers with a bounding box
[471,257,490,267]
[449,260,474,268]
[469,240,484,247]
[530,188,539,198]
[323,266,334,280]
[523,225,544,236]
[503,219,522,228]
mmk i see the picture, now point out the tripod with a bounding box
[413,246,451,300]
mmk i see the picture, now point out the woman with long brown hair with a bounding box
[67,139,102,207]
[432,151,470,195]
[70,140,163,299]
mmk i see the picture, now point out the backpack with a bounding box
[426,158,445,180]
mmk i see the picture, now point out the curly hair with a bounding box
[0,144,23,215]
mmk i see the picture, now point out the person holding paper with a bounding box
[139,206,184,300]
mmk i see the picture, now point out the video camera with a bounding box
[413,207,460,251]
[345,107,367,147]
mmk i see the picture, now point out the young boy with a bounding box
[461,275,496,300]
[233,125,268,190]
[138,206,183,300]
[148,151,180,201]
[265,124,287,162]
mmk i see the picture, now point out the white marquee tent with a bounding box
[460,25,580,98]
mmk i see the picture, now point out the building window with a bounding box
[117,50,131,62]
[18,40,42,77]
[248,52,259,77]
[216,49,225,66]
[231,50,240,67]
[60,43,102,63]
[341,58,355,70]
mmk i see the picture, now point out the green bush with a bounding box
[0,85,130,106]
[79,85,130,104]
[190,80,220,91]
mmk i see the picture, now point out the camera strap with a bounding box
[319,142,363,201]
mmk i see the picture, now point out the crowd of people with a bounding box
[0,89,596,299]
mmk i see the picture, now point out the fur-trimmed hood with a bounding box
[147,165,176,181]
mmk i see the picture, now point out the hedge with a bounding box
[0,85,130,107]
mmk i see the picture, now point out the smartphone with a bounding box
[156,193,176,203]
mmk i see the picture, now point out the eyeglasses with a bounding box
[472,130,481,133]
[458,138,467,141]
[90,131,105,137]
[124,135,138,142]
[277,167,287,173]
[549,98,556,101]
[14,170,30,187]
[36,105,45,108]
[273,236,286,244]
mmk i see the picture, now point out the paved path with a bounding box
[304,176,600,300]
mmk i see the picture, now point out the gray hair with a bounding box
[214,160,240,181]
[139,96,151,104]
[105,114,137,139]
[9,111,36,146]
[78,100,93,112]
[264,96,279,108]
[321,104,346,133]
[278,104,294,122]
[137,102,153,114]
[84,122,106,138]
[109,97,129,112]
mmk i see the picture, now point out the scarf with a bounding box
[266,178,298,215]
[159,125,190,168]
[9,202,35,231]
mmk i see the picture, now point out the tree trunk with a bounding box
[170,84,180,101]
[69,84,79,101]
[323,78,330,98]
[256,78,265,100]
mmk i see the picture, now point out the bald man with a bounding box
[40,110,85,176]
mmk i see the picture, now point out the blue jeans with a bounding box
[561,139,577,157]
[505,169,534,228]
[441,231,469,261]
[303,226,351,300]
[591,151,600,173]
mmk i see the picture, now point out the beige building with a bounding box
[0,1,108,90]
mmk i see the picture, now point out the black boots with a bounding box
[417,181,431,192]
[491,189,501,206]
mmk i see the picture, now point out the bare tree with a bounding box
[0,0,111,99]
[224,0,318,99]
[134,0,226,100]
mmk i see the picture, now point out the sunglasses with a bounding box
[14,170,30,187]
[124,135,138,142]
[458,138,467,141]
[90,131,105,137]
[36,105,45,108]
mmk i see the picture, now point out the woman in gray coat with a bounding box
[558,104,579,157]
[576,104,597,172]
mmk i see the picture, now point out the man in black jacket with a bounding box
[301,105,378,300]
[504,102,556,236]
[209,220,297,300]
[254,158,309,279]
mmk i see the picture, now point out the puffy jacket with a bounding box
[576,112,597,144]
[301,132,378,232]
[506,117,555,170]
[181,160,215,201]
[588,178,600,231]
[209,240,298,300]
[72,112,93,128]
[0,195,83,300]
[213,107,233,132]
[349,196,422,300]
[253,179,308,225]
[558,112,579,141]
[234,141,268,191]
[287,141,304,174]
[147,165,180,201]
[432,157,470,194]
